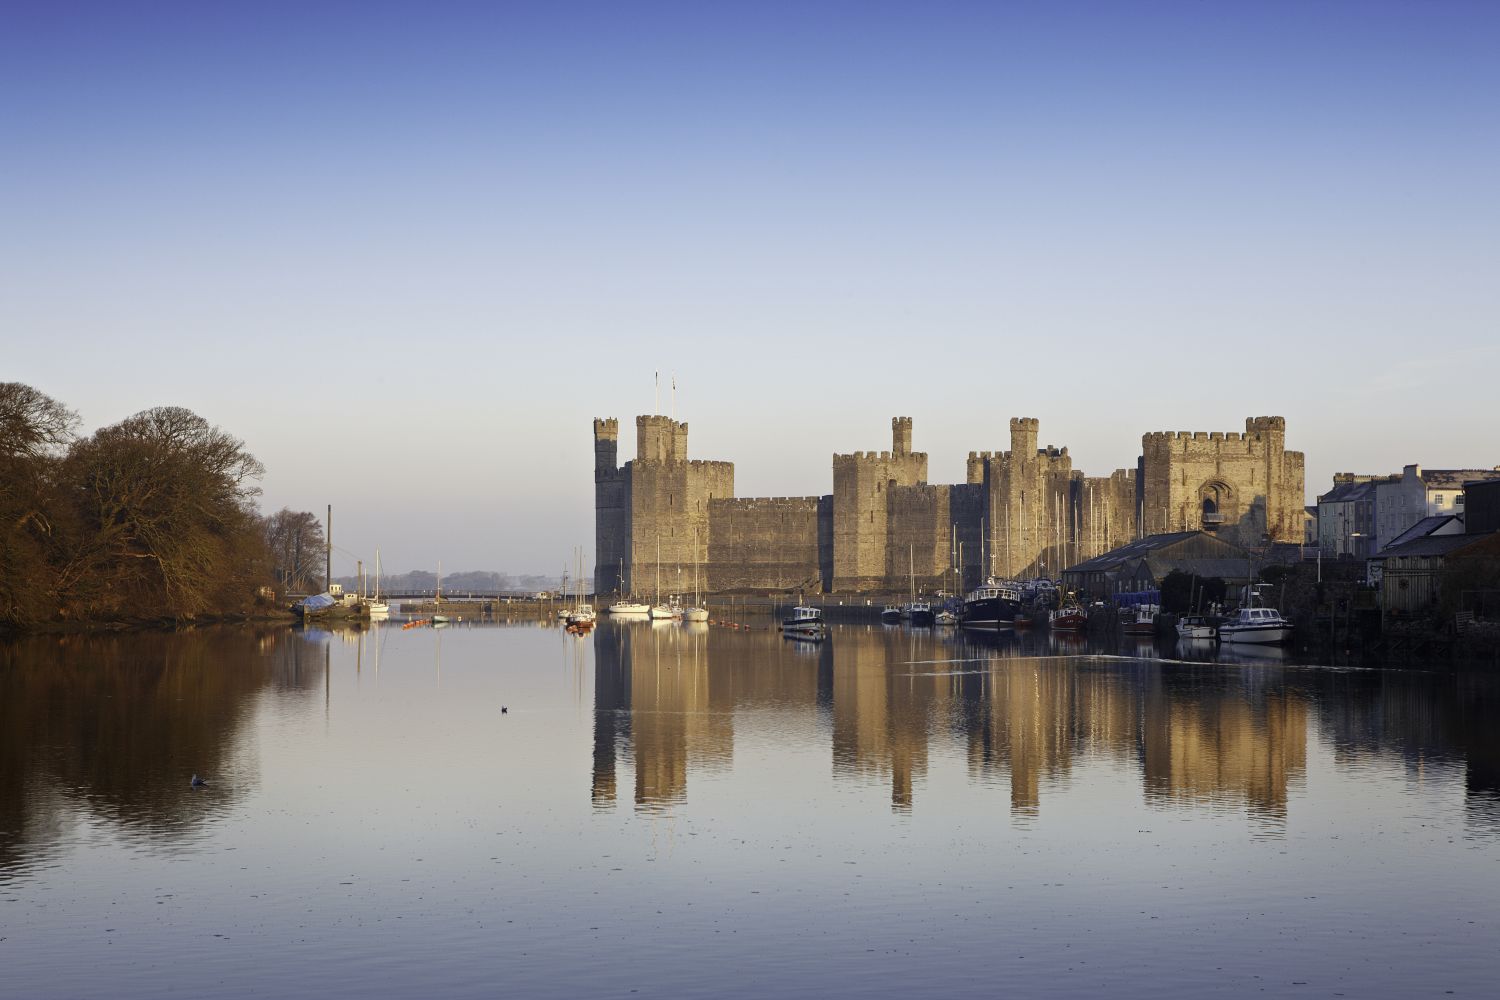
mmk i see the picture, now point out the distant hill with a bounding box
[331,570,562,594]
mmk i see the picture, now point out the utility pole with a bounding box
[326,504,332,591]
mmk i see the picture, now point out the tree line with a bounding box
[1,383,326,630]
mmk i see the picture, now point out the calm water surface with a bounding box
[3,619,1498,998]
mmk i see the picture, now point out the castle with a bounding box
[595,413,1304,595]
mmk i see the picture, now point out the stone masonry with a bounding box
[595,413,1304,595]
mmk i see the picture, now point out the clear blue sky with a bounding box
[4,1,1496,577]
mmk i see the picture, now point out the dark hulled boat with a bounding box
[960,579,1022,628]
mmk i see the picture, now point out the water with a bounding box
[2,619,1498,998]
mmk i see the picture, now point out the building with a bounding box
[1060,531,1256,598]
[1374,464,1500,552]
[1140,416,1307,548]
[595,413,1303,596]
[1318,475,1391,559]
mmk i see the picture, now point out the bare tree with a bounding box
[264,508,326,593]
[60,407,267,618]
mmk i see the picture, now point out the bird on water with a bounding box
[190,774,208,788]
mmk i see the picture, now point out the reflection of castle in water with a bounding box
[591,623,1323,821]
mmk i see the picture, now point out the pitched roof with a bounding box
[1063,531,1246,574]
[1377,514,1461,555]
[1423,469,1500,488]
[1319,480,1381,504]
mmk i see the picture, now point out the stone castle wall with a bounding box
[595,412,1301,595]
[707,497,823,593]
[1140,416,1304,546]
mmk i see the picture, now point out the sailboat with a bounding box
[649,534,681,620]
[365,548,390,617]
[904,544,934,626]
[607,558,650,615]
[431,560,450,624]
[683,528,708,622]
[566,546,596,629]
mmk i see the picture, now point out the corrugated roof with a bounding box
[1378,533,1484,559]
[1142,556,1253,580]
[1064,531,1246,574]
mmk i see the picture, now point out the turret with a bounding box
[892,416,913,455]
[1010,417,1039,457]
[593,418,618,477]
[637,414,687,464]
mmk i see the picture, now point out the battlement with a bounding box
[1009,417,1039,432]
[1245,415,1286,434]
[593,417,618,440]
[1144,429,1248,445]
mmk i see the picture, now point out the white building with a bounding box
[1373,465,1500,553]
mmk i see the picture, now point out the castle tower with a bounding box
[1139,416,1304,546]
[1009,417,1039,457]
[594,418,627,595]
[831,419,927,591]
[892,416,913,456]
[594,418,618,479]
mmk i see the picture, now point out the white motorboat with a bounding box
[1219,606,1292,645]
[608,601,650,615]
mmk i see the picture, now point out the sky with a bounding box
[3,0,1496,578]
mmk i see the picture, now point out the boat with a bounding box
[565,546,595,627]
[648,535,680,619]
[960,577,1022,628]
[682,528,709,622]
[902,545,936,626]
[432,614,451,625]
[1049,603,1088,631]
[881,605,903,624]
[781,605,826,640]
[1219,606,1292,645]
[607,558,650,614]
[934,608,958,626]
[1120,604,1158,636]
[364,547,390,617]
[1175,614,1217,640]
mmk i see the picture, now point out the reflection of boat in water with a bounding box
[781,605,826,640]
[1174,636,1219,662]
[1217,641,1288,664]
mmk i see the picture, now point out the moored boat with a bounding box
[961,578,1022,628]
[608,600,651,615]
[1219,606,1292,645]
[1049,603,1088,631]
[1176,614,1217,640]
[781,605,826,639]
[1120,604,1158,636]
[906,602,935,627]
[881,605,904,624]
